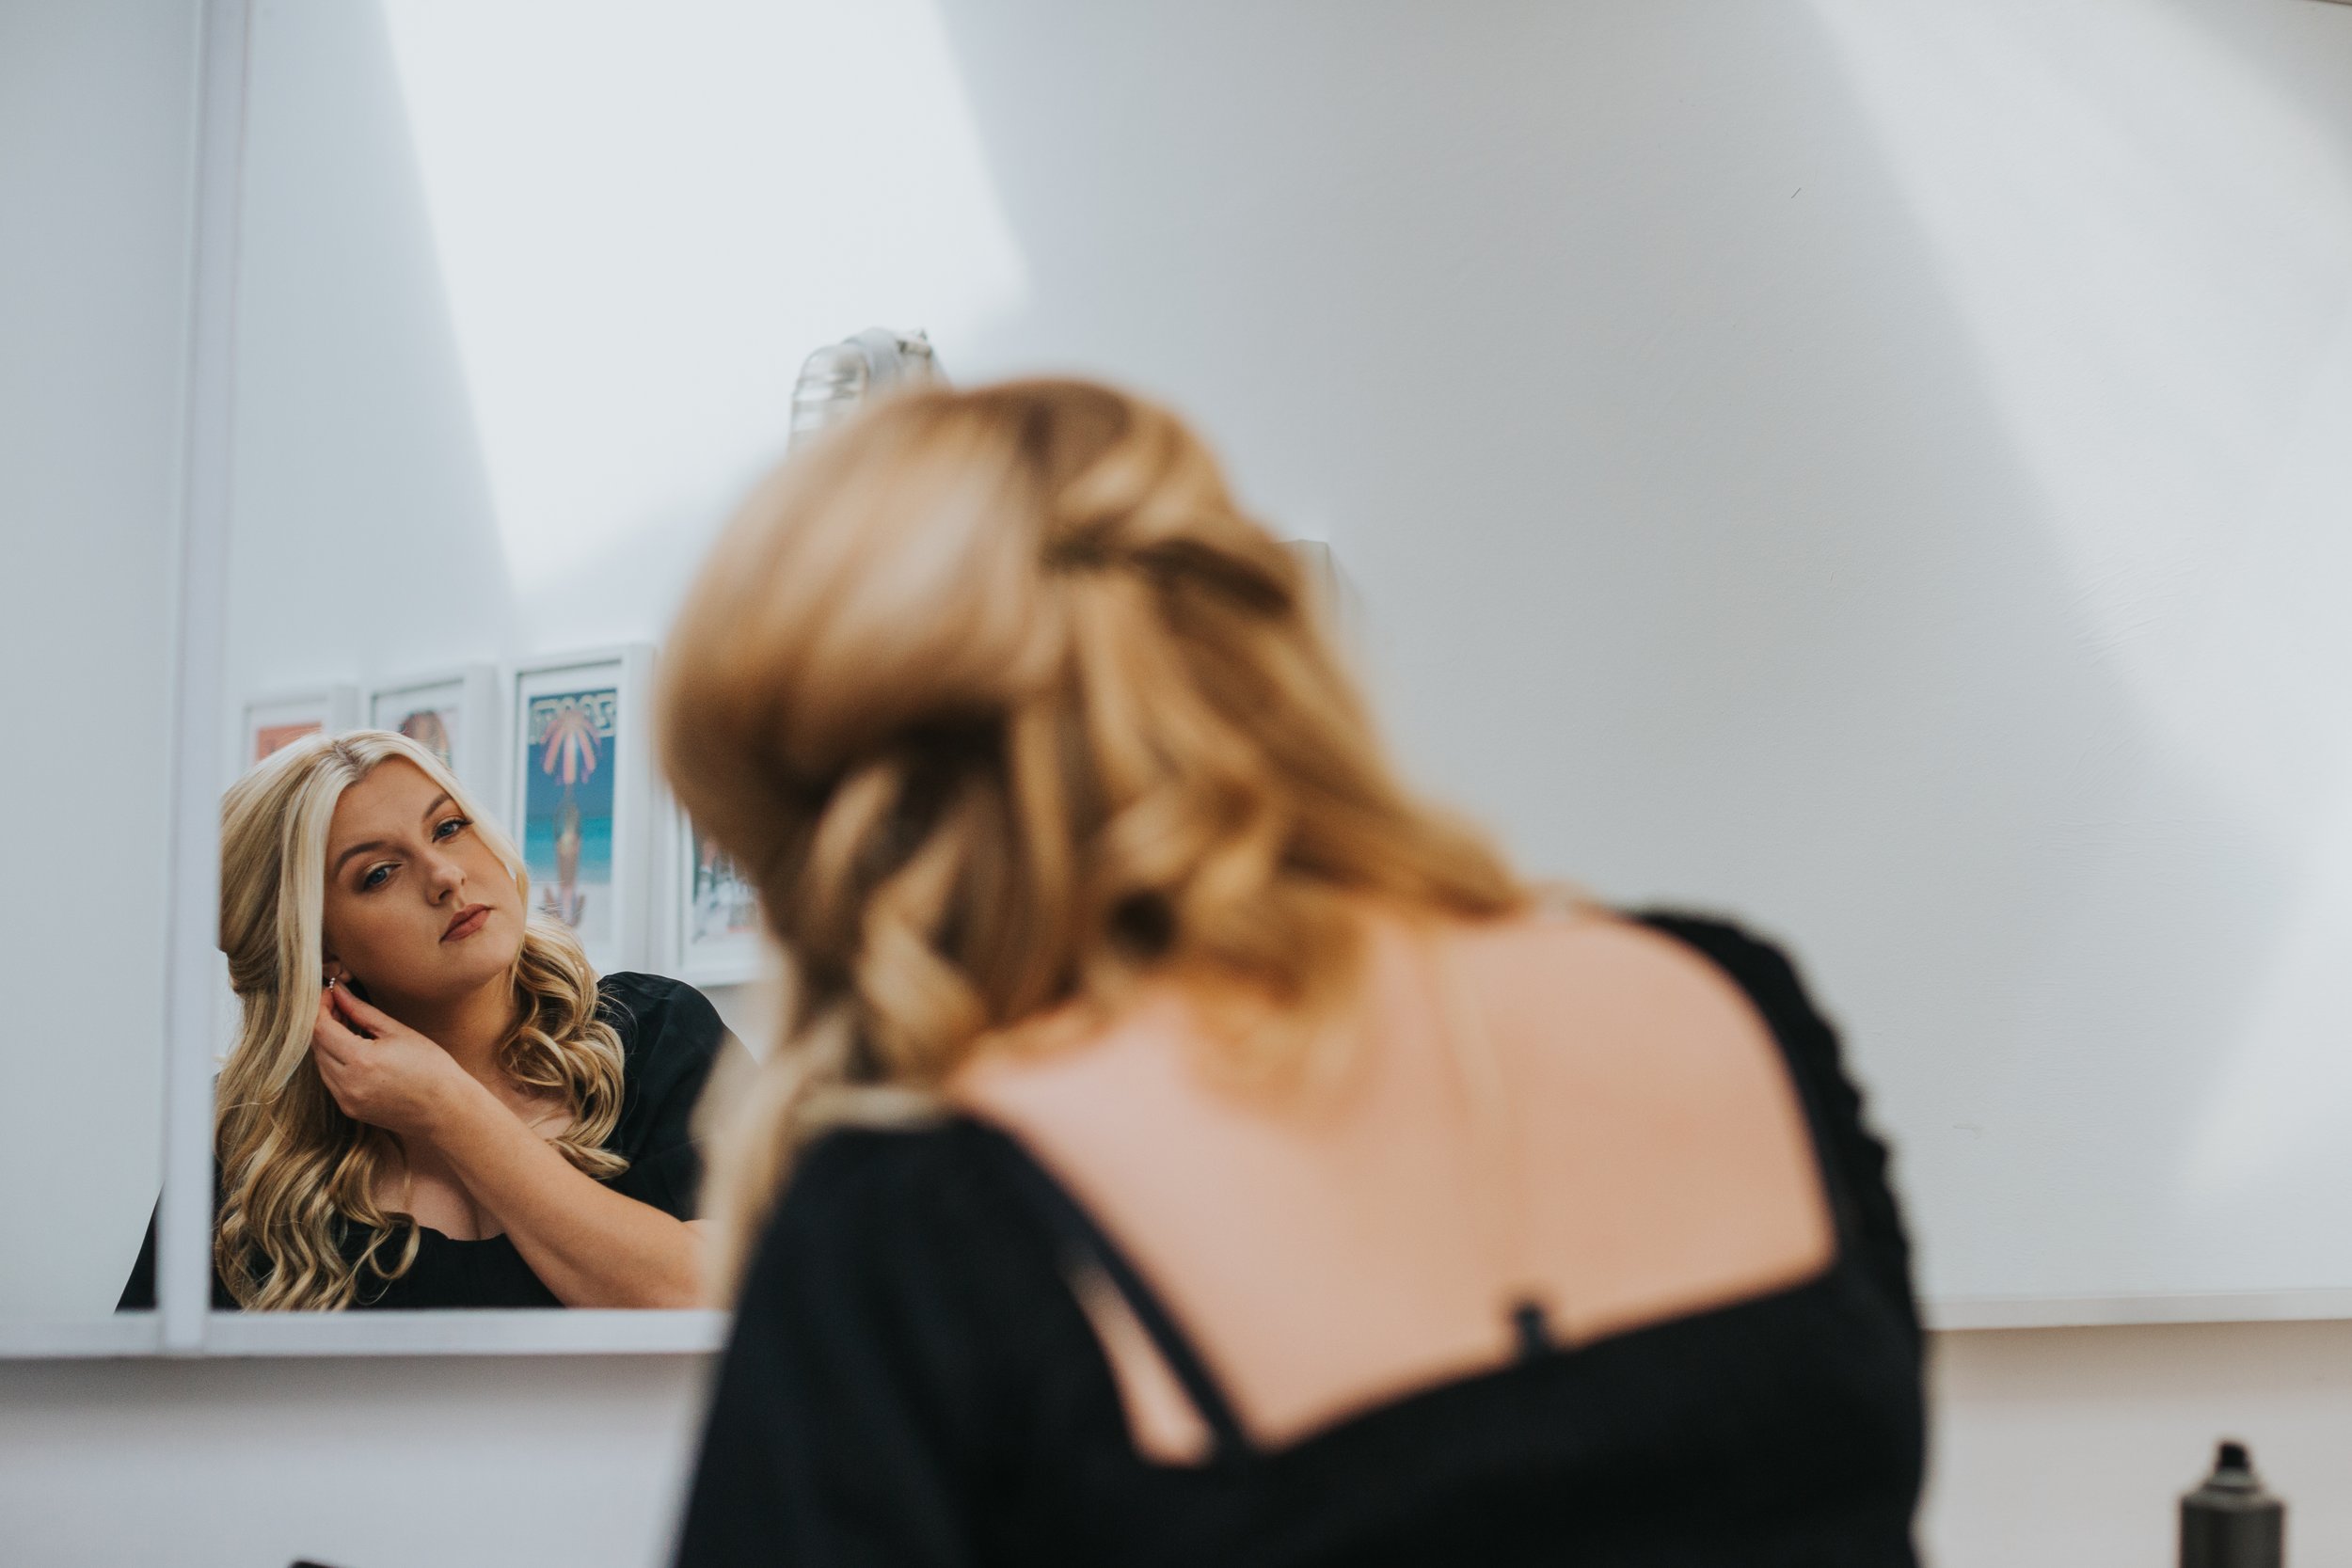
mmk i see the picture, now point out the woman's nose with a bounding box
[423,850,466,896]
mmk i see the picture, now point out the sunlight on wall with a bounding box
[1803,0,2352,1227]
[378,0,1028,609]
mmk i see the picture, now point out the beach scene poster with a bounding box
[521,684,619,948]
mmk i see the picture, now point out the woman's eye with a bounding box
[435,816,471,840]
[361,863,393,891]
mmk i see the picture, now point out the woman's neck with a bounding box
[386,976,521,1087]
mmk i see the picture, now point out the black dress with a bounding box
[671,914,1925,1567]
[118,972,742,1310]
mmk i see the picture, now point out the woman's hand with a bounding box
[310,983,482,1143]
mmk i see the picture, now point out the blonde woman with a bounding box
[119,731,742,1310]
[663,382,1925,1564]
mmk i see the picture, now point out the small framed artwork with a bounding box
[367,664,502,806]
[511,645,656,975]
[242,686,359,771]
[674,807,764,986]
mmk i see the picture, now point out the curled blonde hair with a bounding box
[214,730,629,1309]
[660,379,1525,1286]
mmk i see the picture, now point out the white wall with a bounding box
[0,0,199,1317]
[12,3,2352,1566]
[921,0,2352,1309]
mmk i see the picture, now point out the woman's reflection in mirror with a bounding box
[119,732,747,1310]
[660,380,1927,1564]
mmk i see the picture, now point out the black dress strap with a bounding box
[980,1123,1253,1461]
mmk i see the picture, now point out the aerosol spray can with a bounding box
[2180,1440,2283,1568]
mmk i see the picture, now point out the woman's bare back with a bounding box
[952,904,1837,1463]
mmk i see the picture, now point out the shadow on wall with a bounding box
[924,0,2351,1303]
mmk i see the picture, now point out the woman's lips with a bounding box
[442,905,491,942]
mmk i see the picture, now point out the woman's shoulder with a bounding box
[1607,907,1853,1066]
[597,967,720,1017]
[593,972,744,1142]
[1457,904,1880,1202]
[596,971,727,1055]
[1619,906,1818,986]
[1471,902,1837,1050]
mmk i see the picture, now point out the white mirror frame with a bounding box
[0,0,722,1359]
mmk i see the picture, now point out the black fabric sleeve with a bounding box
[599,974,752,1219]
[1633,911,1923,1347]
[116,1180,239,1311]
[116,1205,157,1311]
[672,1130,1009,1568]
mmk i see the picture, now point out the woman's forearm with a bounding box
[424,1078,705,1307]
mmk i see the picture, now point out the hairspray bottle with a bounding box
[2180,1441,2283,1568]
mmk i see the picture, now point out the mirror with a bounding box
[163,0,1019,1323]
[36,0,2349,1338]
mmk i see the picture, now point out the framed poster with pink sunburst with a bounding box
[511,645,656,975]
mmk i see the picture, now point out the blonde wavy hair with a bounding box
[660,378,1527,1289]
[214,730,629,1309]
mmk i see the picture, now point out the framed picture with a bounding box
[511,646,656,975]
[366,664,502,806]
[673,807,764,986]
[241,686,359,771]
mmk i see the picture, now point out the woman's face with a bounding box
[318,759,525,1009]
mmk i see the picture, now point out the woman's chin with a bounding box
[440,923,525,987]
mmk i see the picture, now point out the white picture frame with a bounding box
[239,685,358,773]
[366,663,503,808]
[509,645,657,976]
[672,805,765,987]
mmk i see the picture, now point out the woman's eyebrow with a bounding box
[332,839,390,876]
[418,791,453,823]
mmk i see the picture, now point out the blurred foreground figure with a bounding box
[661,380,1924,1565]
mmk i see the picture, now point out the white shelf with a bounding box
[196,1308,729,1357]
[1927,1290,2352,1333]
[0,1309,726,1360]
